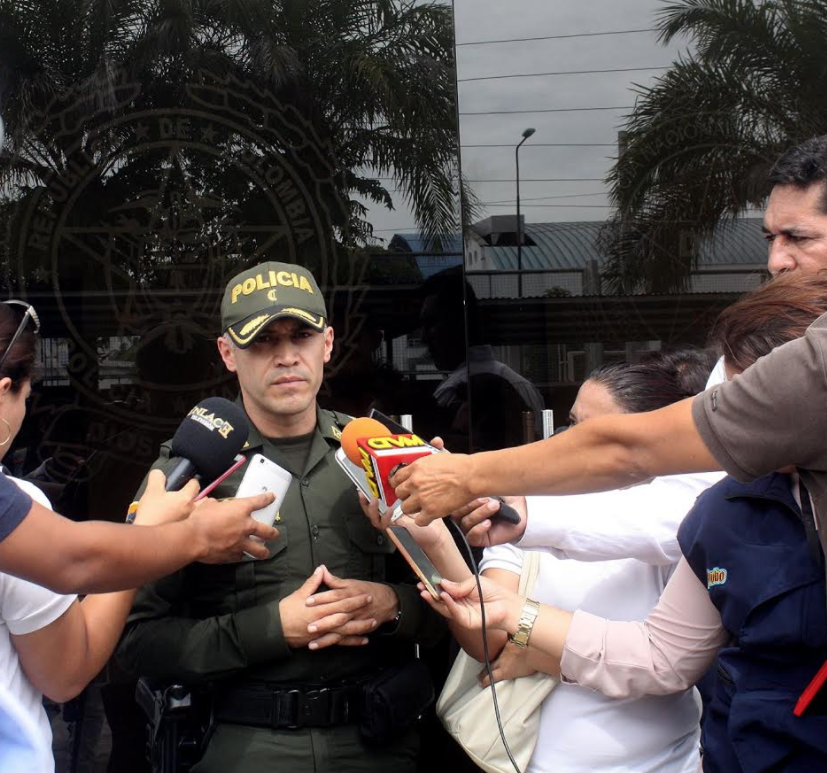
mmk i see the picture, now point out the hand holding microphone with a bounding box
[356,411,522,526]
[340,417,437,519]
[127,397,250,524]
[130,470,201,526]
[130,471,277,563]
[392,452,479,525]
[451,495,528,548]
[130,397,279,561]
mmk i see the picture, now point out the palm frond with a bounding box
[604,0,827,292]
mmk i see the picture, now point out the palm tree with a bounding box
[602,0,827,293]
[0,0,462,273]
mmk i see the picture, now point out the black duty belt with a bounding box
[214,682,365,730]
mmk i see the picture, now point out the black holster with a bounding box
[358,660,434,746]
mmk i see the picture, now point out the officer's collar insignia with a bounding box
[242,441,251,450]
[331,425,343,441]
[707,567,728,588]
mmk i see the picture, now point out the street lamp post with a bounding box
[516,127,535,298]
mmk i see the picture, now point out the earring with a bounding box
[0,418,11,447]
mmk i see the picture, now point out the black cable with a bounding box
[458,66,668,83]
[455,28,657,47]
[446,517,522,773]
[484,203,611,209]
[482,191,607,204]
[462,143,614,147]
[370,176,605,181]
[460,106,632,115]
[466,178,605,182]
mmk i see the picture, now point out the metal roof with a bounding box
[388,233,463,254]
[476,218,767,271]
[696,218,767,266]
[388,233,464,279]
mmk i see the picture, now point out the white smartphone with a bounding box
[235,454,293,541]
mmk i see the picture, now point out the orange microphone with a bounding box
[337,418,443,599]
[340,417,388,466]
[340,419,438,510]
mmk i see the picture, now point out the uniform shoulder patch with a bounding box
[323,409,353,441]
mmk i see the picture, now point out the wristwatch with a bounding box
[378,607,402,635]
[509,598,540,648]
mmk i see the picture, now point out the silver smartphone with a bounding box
[335,448,442,599]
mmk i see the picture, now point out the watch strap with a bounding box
[509,598,540,648]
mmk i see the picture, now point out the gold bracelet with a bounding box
[509,598,540,648]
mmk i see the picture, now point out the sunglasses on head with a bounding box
[0,300,40,373]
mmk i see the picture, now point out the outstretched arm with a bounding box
[7,473,222,701]
[395,398,718,524]
[431,558,727,697]
[0,491,277,595]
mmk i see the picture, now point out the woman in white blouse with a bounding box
[367,347,721,773]
[0,301,196,772]
[420,272,827,773]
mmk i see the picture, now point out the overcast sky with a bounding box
[364,0,692,242]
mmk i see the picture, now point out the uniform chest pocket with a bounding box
[250,521,290,579]
[344,508,395,581]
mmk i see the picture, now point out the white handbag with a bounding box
[436,550,557,773]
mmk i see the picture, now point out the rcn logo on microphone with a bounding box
[187,405,236,439]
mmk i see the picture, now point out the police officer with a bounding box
[117,261,444,773]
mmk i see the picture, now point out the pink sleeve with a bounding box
[559,558,730,698]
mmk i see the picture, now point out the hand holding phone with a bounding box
[235,454,292,557]
[335,447,443,599]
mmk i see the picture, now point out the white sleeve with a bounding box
[5,477,51,510]
[705,356,727,389]
[518,472,724,564]
[0,476,74,635]
[478,543,523,576]
[0,574,76,636]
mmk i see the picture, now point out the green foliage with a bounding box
[0,0,462,271]
[603,0,827,293]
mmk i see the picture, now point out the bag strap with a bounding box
[517,549,541,597]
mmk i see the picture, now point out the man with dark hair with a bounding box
[118,261,442,773]
[764,134,827,275]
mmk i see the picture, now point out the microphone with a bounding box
[340,418,438,511]
[166,397,249,491]
[338,417,443,599]
[367,410,522,525]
